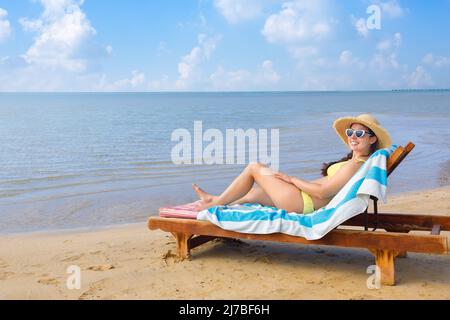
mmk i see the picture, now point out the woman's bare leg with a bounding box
[193,184,274,207]
[230,185,275,207]
[193,163,304,212]
[192,184,219,207]
[193,163,267,209]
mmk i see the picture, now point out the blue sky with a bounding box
[0,0,449,91]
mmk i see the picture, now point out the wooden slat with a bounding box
[387,146,404,174]
[387,142,415,177]
[365,142,414,203]
[404,142,415,153]
[148,217,448,254]
[343,213,450,232]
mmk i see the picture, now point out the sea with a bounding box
[1,91,449,233]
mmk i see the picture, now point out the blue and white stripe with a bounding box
[197,145,397,240]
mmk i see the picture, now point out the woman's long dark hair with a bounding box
[321,126,378,177]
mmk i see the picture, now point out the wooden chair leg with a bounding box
[171,232,193,260]
[370,249,398,286]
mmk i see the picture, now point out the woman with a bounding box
[193,114,392,214]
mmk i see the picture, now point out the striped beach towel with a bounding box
[197,145,397,240]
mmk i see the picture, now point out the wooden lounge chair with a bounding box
[148,142,449,285]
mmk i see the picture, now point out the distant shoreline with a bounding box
[1,89,450,94]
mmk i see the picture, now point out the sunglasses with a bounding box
[345,128,373,138]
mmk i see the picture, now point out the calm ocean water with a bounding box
[1,91,450,233]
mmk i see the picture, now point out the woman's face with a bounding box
[347,123,378,154]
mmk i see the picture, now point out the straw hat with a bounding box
[333,114,392,150]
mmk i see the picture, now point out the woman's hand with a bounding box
[273,172,293,184]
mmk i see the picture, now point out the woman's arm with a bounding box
[286,161,363,200]
[272,174,328,186]
[310,176,328,185]
[289,178,323,198]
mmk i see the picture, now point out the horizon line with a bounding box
[1,88,450,94]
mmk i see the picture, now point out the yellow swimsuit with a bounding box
[300,159,365,214]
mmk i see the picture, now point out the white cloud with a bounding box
[105,45,113,56]
[380,1,405,18]
[99,70,146,91]
[175,34,221,89]
[283,32,412,91]
[121,70,145,88]
[423,53,450,68]
[352,16,369,37]
[339,50,365,69]
[210,66,252,90]
[178,47,202,82]
[0,0,114,91]
[149,57,279,92]
[296,73,355,91]
[262,0,334,44]
[198,34,219,59]
[288,46,330,68]
[210,60,280,90]
[0,8,12,43]
[0,64,103,91]
[214,0,262,24]
[376,39,391,51]
[339,50,352,65]
[260,60,280,84]
[0,8,8,18]
[376,33,401,52]
[290,45,337,70]
[371,33,402,70]
[148,74,171,91]
[20,0,104,73]
[280,49,368,91]
[19,18,43,32]
[406,66,433,88]
[40,0,82,18]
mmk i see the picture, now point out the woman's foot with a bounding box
[192,184,219,210]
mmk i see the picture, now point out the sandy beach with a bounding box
[1,186,449,300]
